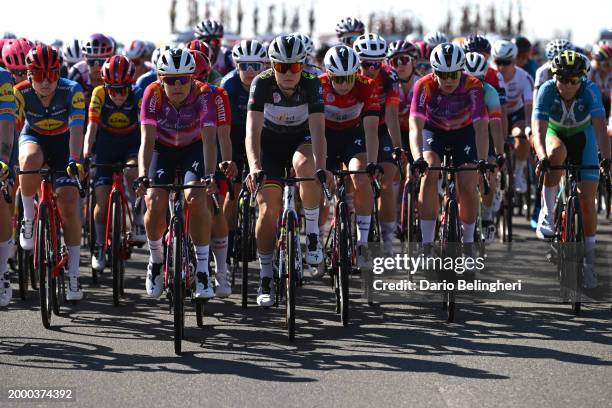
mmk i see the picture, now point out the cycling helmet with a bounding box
[101,55,135,86]
[26,45,62,71]
[124,40,147,59]
[268,35,307,64]
[194,19,224,40]
[143,41,156,58]
[414,40,432,59]
[185,40,213,61]
[108,36,117,54]
[335,17,365,38]
[463,34,491,55]
[324,45,359,76]
[82,33,114,58]
[3,38,33,71]
[464,52,488,78]
[157,48,196,75]
[424,31,448,48]
[592,43,612,61]
[430,42,465,72]
[387,40,419,59]
[232,39,267,62]
[544,39,573,61]
[512,36,532,54]
[551,50,587,77]
[353,33,387,60]
[492,40,518,60]
[62,39,83,65]
[188,50,211,80]
[151,45,171,66]
[3,32,16,39]
[292,33,315,56]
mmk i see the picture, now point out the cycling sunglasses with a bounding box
[416,62,431,72]
[105,85,130,96]
[86,58,106,67]
[361,60,382,70]
[494,59,513,66]
[10,69,27,78]
[160,75,193,86]
[329,74,356,84]
[435,70,462,80]
[272,62,303,74]
[389,56,413,68]
[238,62,263,72]
[29,70,60,83]
[555,75,582,85]
[340,35,359,46]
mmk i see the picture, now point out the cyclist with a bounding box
[532,50,611,288]
[83,55,145,272]
[465,52,505,242]
[3,38,33,85]
[193,19,234,76]
[335,17,365,47]
[135,45,170,90]
[409,43,489,257]
[15,45,86,301]
[62,39,83,78]
[588,43,611,120]
[423,31,448,49]
[123,40,154,80]
[492,40,534,194]
[320,44,380,263]
[512,36,538,79]
[245,35,329,307]
[220,39,267,267]
[184,40,223,85]
[0,66,15,307]
[414,40,433,77]
[353,33,403,255]
[134,48,218,299]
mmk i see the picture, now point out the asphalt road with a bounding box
[1,214,611,408]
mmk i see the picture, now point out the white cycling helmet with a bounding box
[124,40,147,59]
[63,39,83,64]
[157,48,196,75]
[424,31,448,47]
[268,35,307,63]
[232,39,267,63]
[151,45,171,66]
[544,39,573,60]
[430,42,465,72]
[492,40,518,60]
[292,33,315,56]
[464,52,488,78]
[353,33,387,60]
[324,45,360,76]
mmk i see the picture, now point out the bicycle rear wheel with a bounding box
[338,202,350,326]
[36,205,52,329]
[110,192,122,307]
[285,212,297,341]
[172,217,184,355]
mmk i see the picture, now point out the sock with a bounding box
[22,194,36,220]
[0,240,10,273]
[95,223,105,246]
[303,206,320,236]
[67,245,80,277]
[462,222,475,244]
[345,192,355,213]
[148,238,163,263]
[421,219,436,244]
[514,160,526,178]
[481,205,493,222]
[542,185,558,222]
[356,215,371,245]
[226,230,235,263]
[381,221,395,242]
[211,237,228,274]
[195,245,210,273]
[258,250,273,279]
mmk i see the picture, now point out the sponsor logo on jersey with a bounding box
[107,112,131,128]
[326,93,335,103]
[72,91,85,110]
[34,118,64,131]
[273,92,281,103]
[0,83,14,102]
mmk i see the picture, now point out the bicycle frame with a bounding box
[103,169,134,256]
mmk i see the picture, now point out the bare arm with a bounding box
[202,126,218,176]
[308,112,327,171]
[69,124,84,160]
[593,116,611,161]
[489,120,504,156]
[245,111,264,172]
[217,124,232,162]
[138,124,156,178]
[83,122,98,158]
[473,119,489,161]
[363,115,379,163]
[532,119,549,160]
[409,116,425,160]
[385,105,402,149]
[0,119,13,164]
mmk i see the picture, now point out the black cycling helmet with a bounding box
[463,35,491,55]
[512,36,532,54]
[551,50,587,77]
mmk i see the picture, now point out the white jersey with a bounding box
[588,68,612,98]
[534,62,552,89]
[502,66,534,114]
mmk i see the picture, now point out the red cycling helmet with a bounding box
[185,40,213,61]
[3,38,34,71]
[26,45,62,71]
[101,55,135,86]
[188,50,211,81]
[592,44,612,61]
[414,40,432,59]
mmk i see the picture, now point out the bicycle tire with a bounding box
[241,196,250,309]
[15,193,28,300]
[285,212,297,341]
[36,205,52,329]
[565,196,583,316]
[89,188,98,284]
[172,217,184,355]
[51,223,62,316]
[338,202,350,326]
[442,199,459,323]
[111,192,122,307]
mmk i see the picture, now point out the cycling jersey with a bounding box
[485,67,507,105]
[0,68,16,121]
[520,58,539,80]
[135,70,157,91]
[588,68,612,118]
[319,73,380,130]
[208,69,223,86]
[14,78,86,135]
[483,82,502,121]
[220,69,248,126]
[202,83,231,127]
[369,64,400,125]
[140,80,216,148]
[248,69,324,134]
[410,73,488,131]
[88,85,143,135]
[500,66,533,114]
[212,47,235,76]
[398,74,422,131]
[534,62,552,89]
[68,61,95,105]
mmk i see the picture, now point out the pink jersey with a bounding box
[140,80,216,148]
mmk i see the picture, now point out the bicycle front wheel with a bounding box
[338,202,350,327]
[285,212,297,341]
[110,192,122,307]
[36,205,52,329]
[172,218,184,355]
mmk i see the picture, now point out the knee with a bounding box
[259,199,281,221]
[352,174,371,193]
[57,192,79,217]
[294,157,314,176]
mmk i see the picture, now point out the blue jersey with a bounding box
[0,68,16,121]
[135,70,157,92]
[220,69,249,127]
[534,79,605,136]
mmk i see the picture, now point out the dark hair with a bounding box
[512,36,532,54]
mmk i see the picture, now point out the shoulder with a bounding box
[14,79,31,93]
[91,85,106,97]
[60,78,83,93]
[219,69,238,87]
[463,74,483,89]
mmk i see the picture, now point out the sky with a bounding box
[5,0,611,47]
